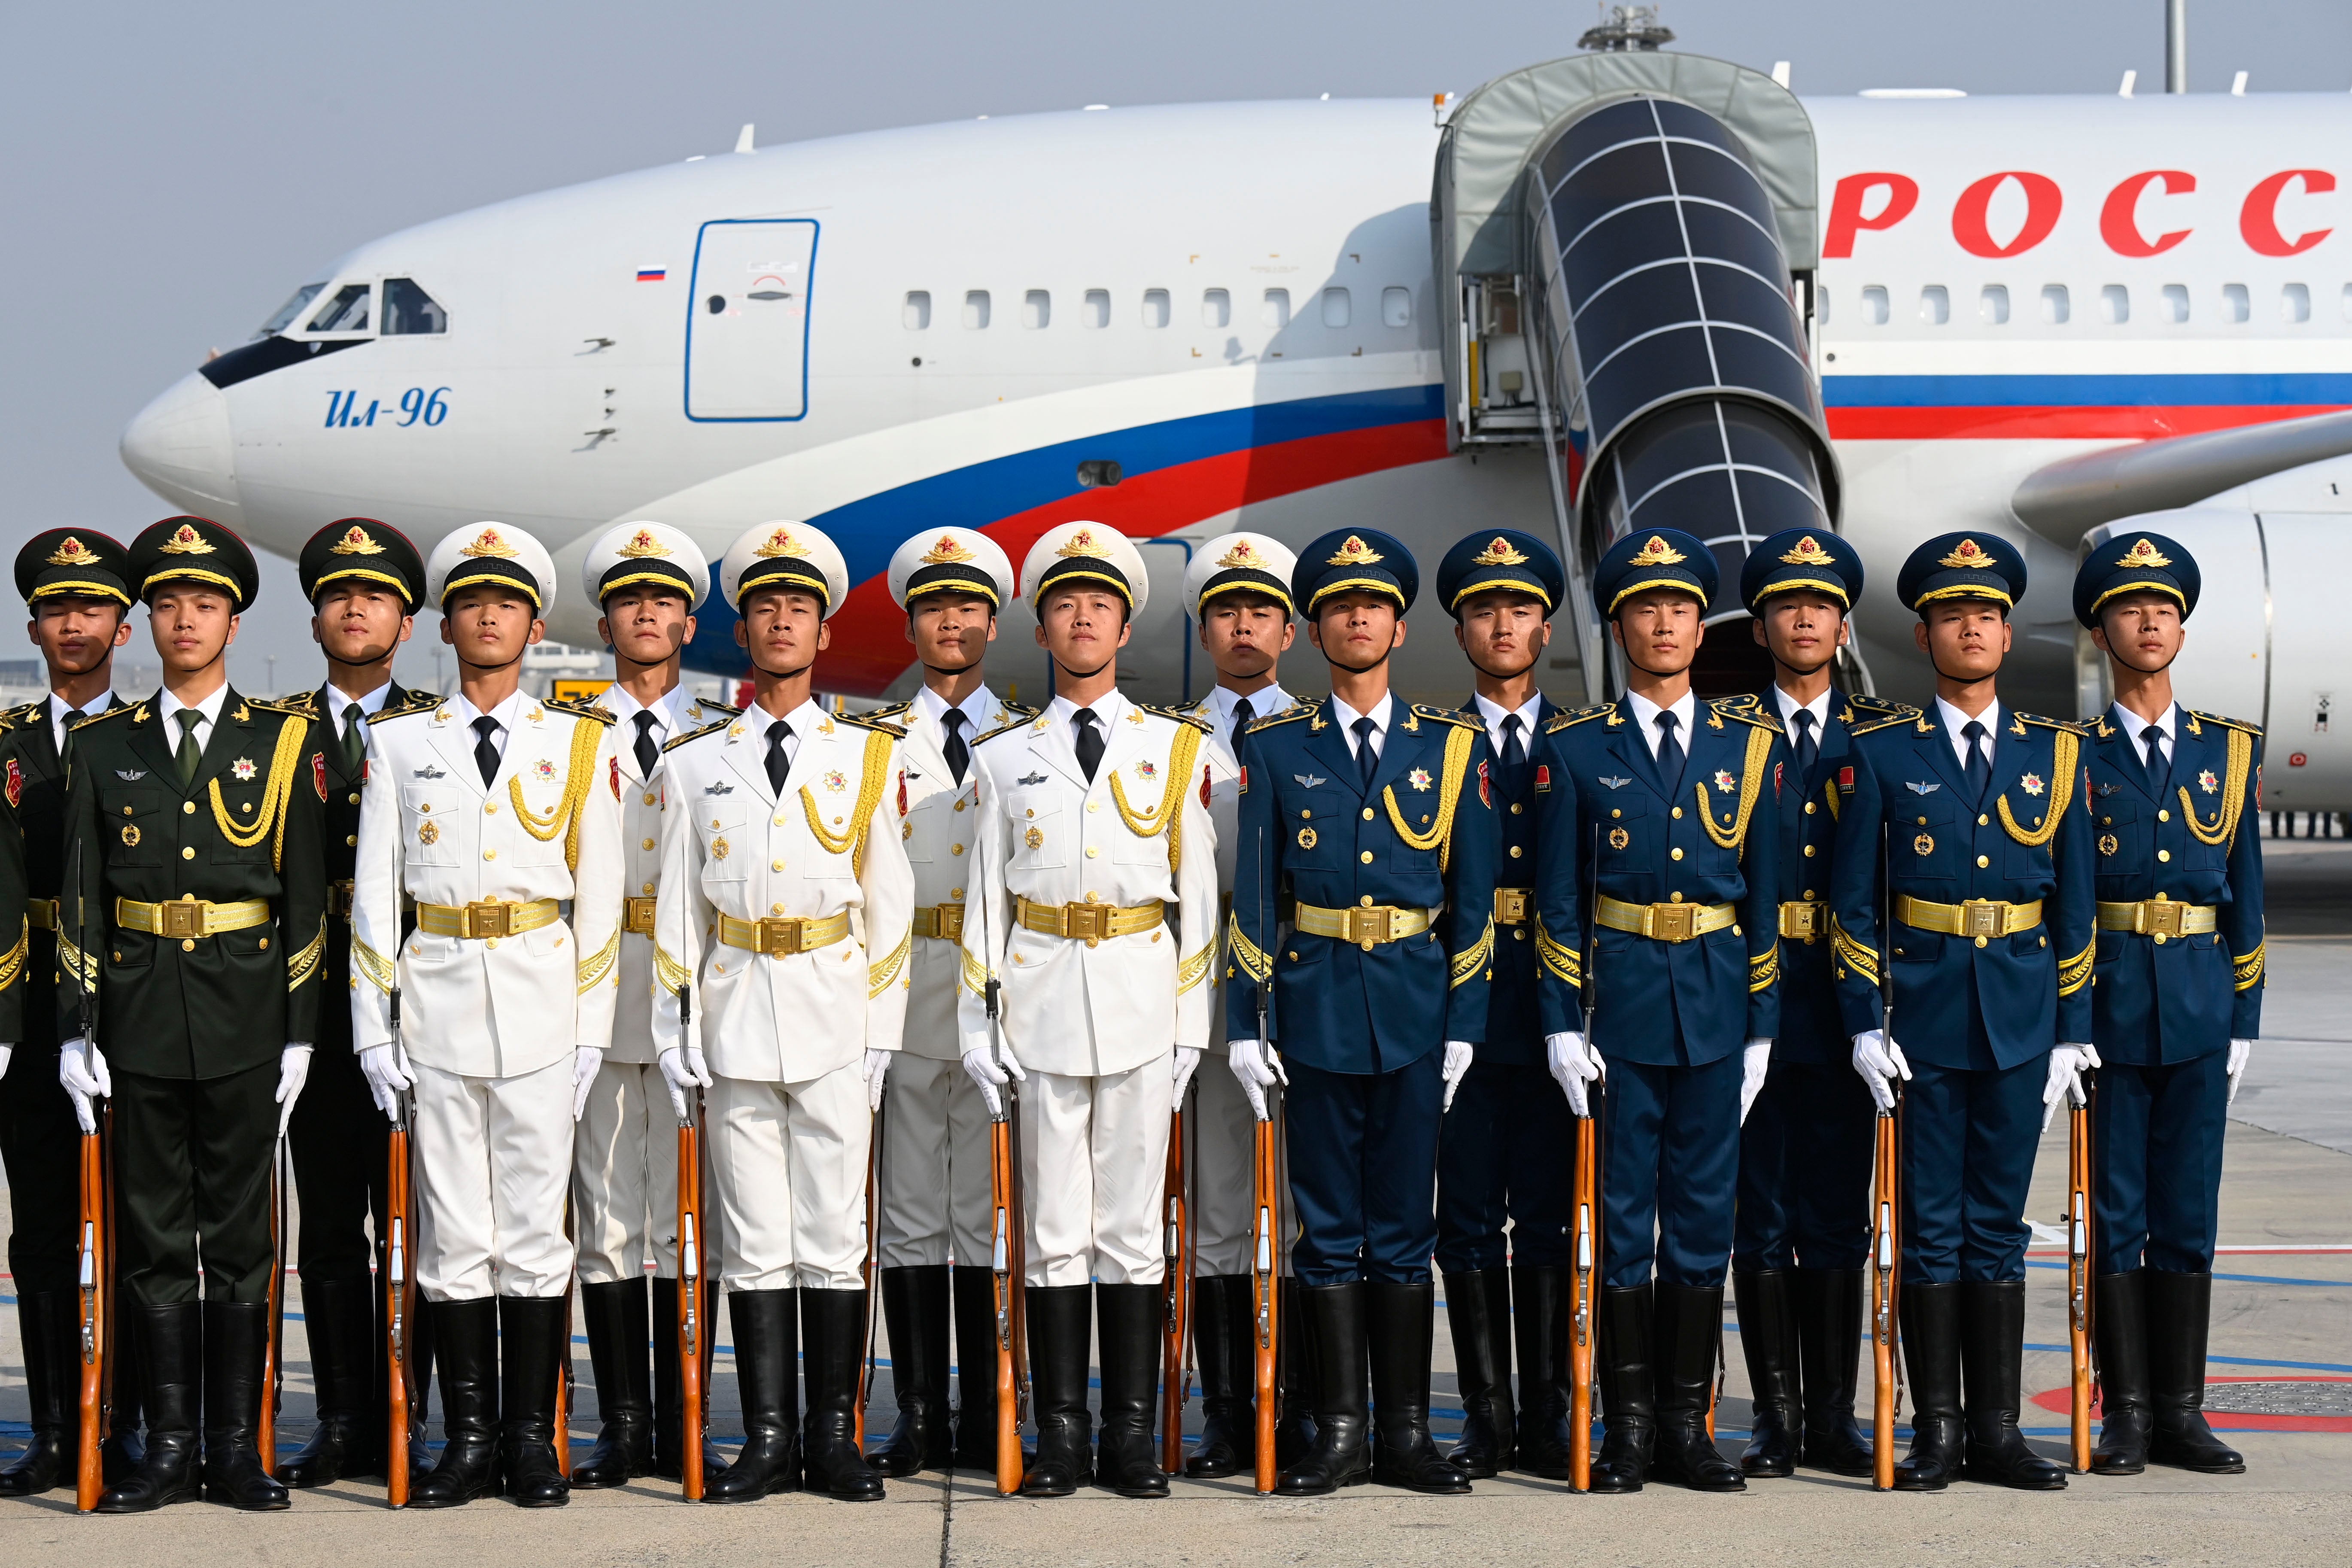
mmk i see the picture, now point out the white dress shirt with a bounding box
[1936,696,2003,772]
[1622,687,1698,760]
[1771,684,1833,737]
[50,690,120,753]
[321,678,396,743]
[740,697,827,775]
[1048,688,1130,762]
[916,681,1001,759]
[2112,701,2176,772]
[1474,690,1544,760]
[1329,691,1394,764]
[599,680,684,775]
[1203,681,1293,740]
[157,681,232,760]
[452,687,528,766]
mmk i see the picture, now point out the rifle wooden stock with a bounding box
[74,1121,106,1512]
[555,1204,574,1474]
[1159,1103,1192,1475]
[2068,1092,2094,1474]
[1568,1109,1597,1493]
[1250,1110,1279,1496]
[261,1137,286,1474]
[1870,1105,1899,1492]
[385,1111,413,1507]
[678,1089,706,1500]
[989,1097,1027,1496]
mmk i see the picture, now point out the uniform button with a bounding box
[1804,801,1816,815]
[643,882,656,894]
[1360,851,1374,864]
[1671,806,1683,819]
[951,887,964,899]
[2157,849,2170,863]
[2153,932,2168,945]
[1978,814,1989,827]
[2158,809,2170,822]
[484,849,497,860]
[2103,816,2112,826]
[645,792,657,805]
[486,937,499,950]
[1611,808,1622,819]
[1803,844,1816,857]
[774,815,787,827]
[182,846,195,860]
[350,792,362,805]
[1802,889,1814,900]
[485,802,498,814]
[1976,854,1989,868]
[1288,951,1300,962]
[954,799,966,812]
[1670,847,1683,860]
[1511,802,1524,815]
[1088,802,1100,814]
[1669,892,1683,903]
[1974,935,1988,948]
[182,800,195,815]
[1301,810,1312,820]
[1027,808,1036,818]
[772,860,786,872]
[1509,845,1524,858]
[772,903,786,915]
[643,838,657,851]
[181,938,195,952]
[1362,808,1375,821]
[952,844,965,855]
[1917,816,1928,826]
[1360,896,1374,907]
[346,835,358,846]
[1086,846,1099,858]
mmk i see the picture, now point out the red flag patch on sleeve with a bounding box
[1534,763,1550,793]
[1478,758,1492,808]
[898,769,908,817]
[4,757,19,808]
[1238,765,1248,794]
[610,756,622,800]
[312,753,327,802]
[1200,764,1212,808]
[1838,765,1855,794]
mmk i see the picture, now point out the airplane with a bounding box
[115,42,2352,811]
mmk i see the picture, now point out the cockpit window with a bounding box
[381,278,449,335]
[306,283,372,334]
[255,283,325,338]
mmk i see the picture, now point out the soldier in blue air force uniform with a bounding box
[1724,530,1914,1482]
[2071,533,2261,1479]
[1530,529,1787,1495]
[1829,532,2094,1493]
[1225,529,1500,1498]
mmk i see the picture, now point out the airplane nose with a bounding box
[120,371,244,528]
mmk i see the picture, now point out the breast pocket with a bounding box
[1595,792,1649,866]
[902,795,945,865]
[2094,796,2140,869]
[699,805,749,883]
[211,780,270,863]
[99,787,167,867]
[1285,792,1342,873]
[1011,798,1065,871]
[506,780,571,866]
[1901,796,1958,881]
[401,785,462,867]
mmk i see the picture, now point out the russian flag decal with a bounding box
[635,267,666,282]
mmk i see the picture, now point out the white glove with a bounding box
[1545,1031,1603,1118]
[0,1042,12,1081]
[863,1048,892,1112]
[961,1045,1026,1119]
[658,1044,712,1121]
[1172,1046,1202,1101]
[2042,1042,2101,1131]
[359,1042,413,1122]
[1738,1039,1772,1126]
[274,1045,313,1138]
[1851,1029,1911,1113]
[1440,1041,1474,1112]
[1228,1039,1287,1121]
[571,1046,603,1122]
[59,1036,111,1135]
[2226,1038,2253,1106]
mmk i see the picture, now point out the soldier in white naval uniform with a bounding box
[1172,532,1304,1478]
[350,523,626,1509]
[651,521,914,1504]
[957,521,1220,1500]
[860,527,1033,1477]
[567,521,738,1489]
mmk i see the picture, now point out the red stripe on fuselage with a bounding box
[815,417,1452,696]
[1828,404,2352,441]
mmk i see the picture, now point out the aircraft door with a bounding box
[685,219,818,421]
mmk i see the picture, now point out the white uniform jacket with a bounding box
[650,702,916,1084]
[350,696,626,1079]
[956,691,1220,1078]
[608,692,740,1065]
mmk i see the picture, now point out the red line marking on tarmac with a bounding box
[2032,1376,2352,1434]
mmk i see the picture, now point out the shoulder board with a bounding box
[1714,692,1766,715]
[2015,712,2089,735]
[688,696,744,719]
[543,696,616,725]
[1410,703,1482,731]
[274,690,321,716]
[1709,696,1781,732]
[661,717,731,754]
[1542,702,1616,734]
[1139,702,1215,735]
[2079,712,2118,738]
[72,703,138,729]
[862,700,914,724]
[244,698,313,720]
[830,710,906,738]
[971,717,1037,746]
[366,695,442,726]
[2187,709,2262,738]
[5,700,44,725]
[999,700,1041,721]
[1242,699,1322,735]
[1846,693,1918,718]
[1848,708,1920,737]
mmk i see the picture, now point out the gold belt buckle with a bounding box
[1341,905,1394,948]
[623,896,658,934]
[462,900,514,940]
[935,903,965,942]
[755,917,808,957]
[1062,903,1112,943]
[326,881,355,919]
[160,898,205,940]
[1649,902,1696,942]
[1494,889,1529,925]
[1959,899,2009,939]
[2141,900,2185,938]
[1782,901,1822,939]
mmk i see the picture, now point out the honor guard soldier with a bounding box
[862,526,1030,1478]
[1428,529,1576,1482]
[1727,529,1911,1480]
[650,520,912,1504]
[1173,532,1303,1478]
[0,529,136,1496]
[2072,534,2259,1477]
[270,518,428,1489]
[1530,529,1785,1495]
[349,523,625,1509]
[57,516,327,1513]
[1226,528,1498,1499]
[1830,532,2094,1492]
[569,521,737,1489]
[957,521,1220,1500]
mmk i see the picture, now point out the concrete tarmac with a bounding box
[4,839,2348,1565]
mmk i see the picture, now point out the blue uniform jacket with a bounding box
[1225,699,1499,1074]
[1529,696,1786,1067]
[1829,705,2096,1070]
[1462,693,1555,1066]
[2083,707,2265,1062]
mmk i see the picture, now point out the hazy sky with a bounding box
[4,0,2347,692]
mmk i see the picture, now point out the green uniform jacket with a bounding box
[0,696,133,1053]
[64,688,328,1078]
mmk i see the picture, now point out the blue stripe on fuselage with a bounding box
[1823,372,2352,407]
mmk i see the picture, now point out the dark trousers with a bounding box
[1284,1050,1442,1285]
[112,1062,279,1305]
[2094,1052,2227,1275]
[1434,1059,1573,1272]
[2,1044,80,1293]
[1899,1055,2044,1285]
[1600,1052,1741,1289]
[1733,1057,1876,1271]
[288,1039,391,1283]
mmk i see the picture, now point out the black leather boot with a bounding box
[571,1278,652,1487]
[1273,1278,1318,1469]
[1021,1284,1094,1497]
[199,1300,289,1510]
[1512,1264,1576,1479]
[870,1265,950,1476]
[1650,1284,1744,1492]
[1893,1282,1961,1491]
[0,1290,73,1495]
[1183,1273,1250,1478]
[949,1266,1002,1473]
[277,1276,378,1487]
[1734,1267,1799,1479]
[2146,1270,2245,1474]
[2091,1270,2151,1475]
[801,1287,886,1500]
[1959,1280,2065,1489]
[1795,1267,1874,1477]
[1368,1282,1469,1494]
[497,1296,570,1507]
[650,1276,726,1481]
[95,1302,202,1512]
[1094,1282,1169,1497]
[411,1297,499,1507]
[1440,1269,1512,1478]
[1275,1282,1369,1495]
[706,1288,799,1501]
[1590,1285,1653,1494]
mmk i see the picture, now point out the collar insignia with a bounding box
[329,526,384,556]
[1626,535,1687,566]
[1471,536,1528,567]
[1324,534,1384,567]
[2117,538,2173,569]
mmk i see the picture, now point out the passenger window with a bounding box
[1262,289,1291,327]
[1322,287,1351,328]
[1979,285,2009,325]
[2101,284,2130,324]
[964,291,991,329]
[2282,283,2311,323]
[1082,289,1109,328]
[2161,283,2190,324]
[1861,286,1889,325]
[1023,290,1051,329]
[2041,284,2069,324]
[1383,286,1411,327]
[306,283,372,334]
[1202,289,1230,328]
[2222,283,2249,323]
[380,278,448,335]
[257,283,324,338]
[1142,289,1170,328]
[1918,286,1948,325]
[904,291,931,330]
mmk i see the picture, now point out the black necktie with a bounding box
[175,711,204,786]
[1500,712,1529,797]
[941,709,969,787]
[1790,708,1818,776]
[1073,708,1104,782]
[472,716,501,787]
[1352,716,1378,790]
[766,720,793,795]
[633,711,660,779]
[2143,723,2166,781]
[1653,711,1683,787]
[342,703,368,774]
[1962,719,1992,804]
[1230,696,1255,750]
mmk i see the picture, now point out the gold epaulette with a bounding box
[543,696,617,725]
[1848,704,1920,737]
[1841,693,1918,728]
[2015,711,2088,735]
[678,695,742,726]
[1411,703,1483,731]
[1140,702,1215,735]
[242,697,313,718]
[831,709,906,738]
[661,717,732,754]
[366,694,442,726]
[1543,702,1617,734]
[273,690,321,716]
[1714,691,1766,715]
[1709,695,1782,733]
[3,700,43,726]
[1243,699,1321,734]
[863,700,915,725]
[2081,712,2118,738]
[2187,709,2262,738]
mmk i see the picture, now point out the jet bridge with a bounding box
[1435,52,1837,699]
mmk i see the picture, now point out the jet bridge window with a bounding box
[256,283,324,338]
[381,278,448,335]
[306,283,372,335]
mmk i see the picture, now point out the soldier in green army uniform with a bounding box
[53,515,328,1513]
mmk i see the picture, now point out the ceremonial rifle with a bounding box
[69,835,112,1513]
[1869,806,1902,1492]
[2068,1077,2095,1474]
[1249,827,1280,1497]
[675,977,707,1500]
[857,1092,884,1451]
[262,1133,286,1474]
[1158,1082,1194,1475]
[981,883,1029,1496]
[1568,816,1600,1493]
[384,986,416,1507]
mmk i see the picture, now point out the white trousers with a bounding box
[572,1057,681,1282]
[708,1063,871,1292]
[1022,1061,1172,1288]
[413,1054,576,1301]
[1188,1063,1278,1278]
[876,1053,993,1270]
